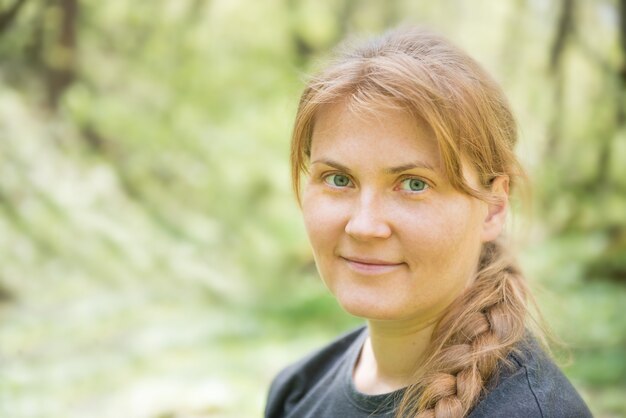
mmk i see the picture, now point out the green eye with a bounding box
[324,174,351,188]
[400,178,428,192]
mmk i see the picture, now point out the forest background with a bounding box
[0,0,625,417]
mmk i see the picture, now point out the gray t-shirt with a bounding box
[265,326,592,418]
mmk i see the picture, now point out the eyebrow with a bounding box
[385,161,437,174]
[311,159,438,174]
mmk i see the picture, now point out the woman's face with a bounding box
[302,102,497,323]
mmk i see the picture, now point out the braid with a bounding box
[396,238,530,418]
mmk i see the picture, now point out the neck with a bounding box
[353,318,436,395]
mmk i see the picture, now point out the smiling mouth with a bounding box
[340,256,405,274]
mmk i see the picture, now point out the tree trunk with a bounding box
[46,0,78,109]
[546,0,575,159]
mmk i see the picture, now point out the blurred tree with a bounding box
[0,0,77,108]
[547,0,575,159]
[287,0,358,64]
[544,0,626,281]
[0,0,28,35]
[45,0,77,108]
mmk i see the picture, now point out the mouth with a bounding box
[340,256,405,275]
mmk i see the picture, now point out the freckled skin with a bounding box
[302,103,489,323]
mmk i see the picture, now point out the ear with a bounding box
[481,176,509,243]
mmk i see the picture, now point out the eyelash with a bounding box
[320,172,431,194]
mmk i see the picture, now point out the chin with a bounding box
[335,294,407,321]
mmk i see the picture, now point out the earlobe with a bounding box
[481,176,509,243]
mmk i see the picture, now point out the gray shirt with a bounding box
[265,327,592,418]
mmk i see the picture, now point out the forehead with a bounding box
[310,101,443,171]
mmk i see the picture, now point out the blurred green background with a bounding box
[0,0,625,417]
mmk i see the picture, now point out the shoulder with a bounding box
[469,338,592,418]
[264,326,366,418]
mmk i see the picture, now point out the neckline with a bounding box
[341,326,406,415]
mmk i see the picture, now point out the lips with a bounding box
[340,256,404,275]
[341,256,401,265]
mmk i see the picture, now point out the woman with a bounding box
[265,27,592,418]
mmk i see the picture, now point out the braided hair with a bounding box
[402,238,529,417]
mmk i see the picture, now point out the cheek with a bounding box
[301,190,347,251]
[398,198,483,266]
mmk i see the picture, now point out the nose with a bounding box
[345,193,392,240]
